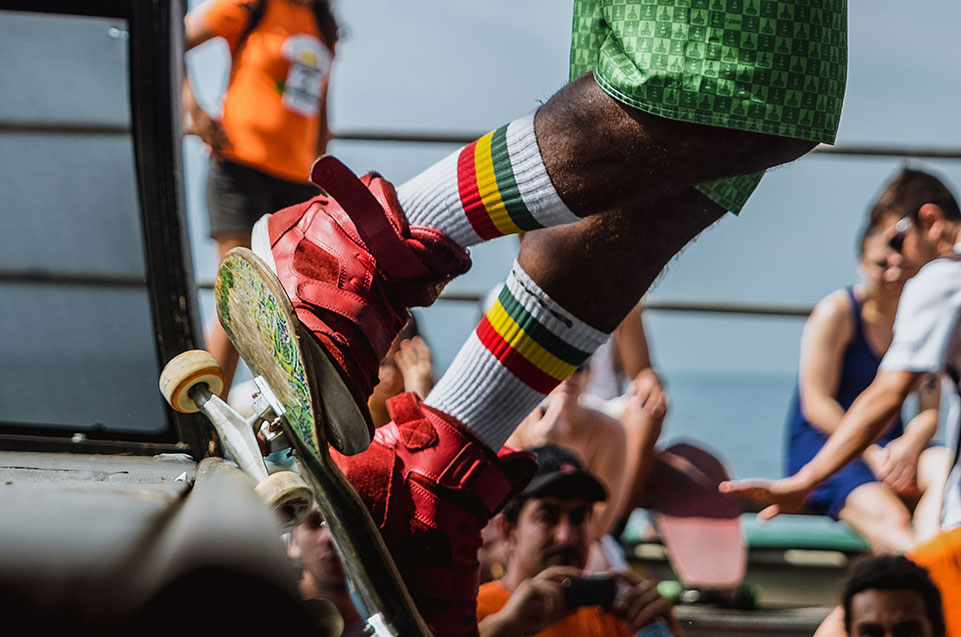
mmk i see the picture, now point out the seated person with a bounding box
[785,209,948,553]
[477,444,678,637]
[287,505,367,637]
[814,554,945,637]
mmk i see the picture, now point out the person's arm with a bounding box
[612,374,665,522]
[877,376,941,493]
[796,292,852,435]
[315,73,331,156]
[613,306,653,381]
[182,8,231,153]
[587,416,629,539]
[722,369,922,518]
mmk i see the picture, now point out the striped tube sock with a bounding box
[397,113,581,249]
[424,261,609,450]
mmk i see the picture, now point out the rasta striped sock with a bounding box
[424,261,609,451]
[397,113,580,249]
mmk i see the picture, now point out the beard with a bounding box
[540,545,585,569]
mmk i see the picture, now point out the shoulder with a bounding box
[806,288,854,338]
[907,258,961,298]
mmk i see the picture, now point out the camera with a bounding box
[561,575,618,609]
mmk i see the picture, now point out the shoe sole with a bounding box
[247,220,373,455]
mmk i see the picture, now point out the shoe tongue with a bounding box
[361,172,409,233]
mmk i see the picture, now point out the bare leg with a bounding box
[838,482,916,554]
[534,74,815,218]
[206,233,248,396]
[520,188,725,332]
[913,446,952,542]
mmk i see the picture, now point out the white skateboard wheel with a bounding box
[159,350,225,413]
[255,471,313,531]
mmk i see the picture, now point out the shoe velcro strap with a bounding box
[408,479,480,541]
[387,392,428,427]
[436,445,513,513]
[296,279,396,356]
[310,156,429,281]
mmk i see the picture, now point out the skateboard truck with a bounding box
[250,376,292,456]
[159,350,313,531]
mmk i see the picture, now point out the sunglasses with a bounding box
[303,510,327,530]
[887,216,913,253]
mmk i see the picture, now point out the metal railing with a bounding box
[4,120,961,161]
[4,122,960,320]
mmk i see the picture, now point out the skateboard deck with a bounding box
[649,443,746,591]
[215,247,430,636]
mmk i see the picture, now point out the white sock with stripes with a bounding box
[424,261,609,450]
[397,113,580,249]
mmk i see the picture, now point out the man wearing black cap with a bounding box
[476,444,678,637]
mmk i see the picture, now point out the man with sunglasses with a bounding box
[723,168,961,531]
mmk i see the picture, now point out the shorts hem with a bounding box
[593,69,838,146]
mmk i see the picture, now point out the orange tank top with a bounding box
[200,0,332,182]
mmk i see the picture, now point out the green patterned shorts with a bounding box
[570,0,847,212]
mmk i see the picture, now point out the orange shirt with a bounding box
[909,527,961,637]
[477,580,632,637]
[199,0,332,182]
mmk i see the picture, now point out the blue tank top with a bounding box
[786,287,904,473]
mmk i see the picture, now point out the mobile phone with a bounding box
[561,575,617,609]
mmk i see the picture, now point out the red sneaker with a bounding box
[251,156,470,454]
[330,393,536,636]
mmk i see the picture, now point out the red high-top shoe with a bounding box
[330,393,536,636]
[251,156,470,453]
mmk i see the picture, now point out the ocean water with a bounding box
[654,370,797,481]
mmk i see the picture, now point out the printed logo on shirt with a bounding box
[280,34,331,116]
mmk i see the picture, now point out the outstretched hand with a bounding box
[718,475,812,520]
[394,336,435,399]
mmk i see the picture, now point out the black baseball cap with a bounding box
[520,444,607,503]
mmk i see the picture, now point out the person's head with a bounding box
[496,445,606,583]
[842,555,944,637]
[288,506,346,592]
[869,168,961,278]
[857,217,905,297]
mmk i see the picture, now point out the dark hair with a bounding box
[856,222,883,258]
[236,0,340,53]
[500,493,529,526]
[842,555,944,637]
[869,167,961,227]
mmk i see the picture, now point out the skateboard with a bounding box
[648,443,749,605]
[160,248,430,636]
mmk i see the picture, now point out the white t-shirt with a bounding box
[880,243,961,527]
